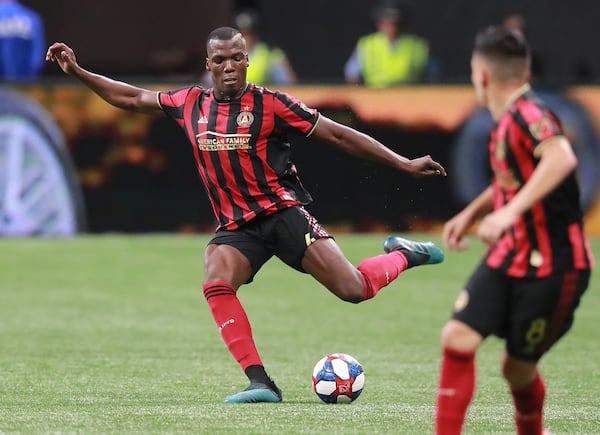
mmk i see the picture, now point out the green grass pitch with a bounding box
[1,234,599,434]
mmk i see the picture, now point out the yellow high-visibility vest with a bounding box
[357,33,429,88]
[246,42,286,85]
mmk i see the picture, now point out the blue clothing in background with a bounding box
[0,0,45,80]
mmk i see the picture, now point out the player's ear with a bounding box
[205,58,209,70]
[480,66,490,88]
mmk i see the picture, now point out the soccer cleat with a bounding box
[223,381,282,404]
[383,236,444,268]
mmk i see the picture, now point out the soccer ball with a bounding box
[312,353,365,403]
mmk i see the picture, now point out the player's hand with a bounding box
[45,42,78,75]
[443,212,471,251]
[407,155,447,177]
[477,207,518,245]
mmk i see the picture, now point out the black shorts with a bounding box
[208,206,331,281]
[452,261,590,361]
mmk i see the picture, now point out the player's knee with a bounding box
[329,281,364,304]
[440,320,481,350]
[337,288,364,304]
[500,355,539,388]
[345,294,364,304]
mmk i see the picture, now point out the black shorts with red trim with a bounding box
[451,261,590,361]
[208,206,331,282]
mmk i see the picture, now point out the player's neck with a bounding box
[213,82,249,102]
[488,82,530,120]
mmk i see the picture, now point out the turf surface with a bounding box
[1,234,598,434]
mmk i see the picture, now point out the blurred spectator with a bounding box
[0,0,44,80]
[502,13,544,80]
[203,9,297,86]
[344,0,439,87]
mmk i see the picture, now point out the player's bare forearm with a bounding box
[312,116,446,177]
[463,186,494,221]
[46,42,160,114]
[72,66,160,114]
[444,186,493,250]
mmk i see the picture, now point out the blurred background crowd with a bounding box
[13,0,598,85]
[2,0,600,236]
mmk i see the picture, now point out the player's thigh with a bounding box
[206,229,272,285]
[451,262,512,339]
[273,206,333,272]
[272,207,362,295]
[506,269,591,361]
[302,238,361,288]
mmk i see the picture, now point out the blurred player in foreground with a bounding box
[436,26,594,434]
[47,27,446,403]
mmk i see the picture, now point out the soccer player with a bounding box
[436,26,594,434]
[46,27,446,404]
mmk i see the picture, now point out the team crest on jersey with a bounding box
[529,117,554,141]
[236,110,254,127]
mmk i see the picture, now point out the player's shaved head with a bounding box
[473,25,530,83]
[206,26,245,51]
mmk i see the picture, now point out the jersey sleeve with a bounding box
[514,100,564,158]
[157,86,201,123]
[272,91,319,136]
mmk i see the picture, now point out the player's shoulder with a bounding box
[161,84,205,95]
[246,83,313,115]
[511,88,551,123]
[247,83,296,103]
[247,83,275,96]
[159,85,209,108]
[508,89,562,141]
[189,85,210,95]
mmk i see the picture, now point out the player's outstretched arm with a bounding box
[443,186,493,250]
[46,42,161,114]
[311,115,447,177]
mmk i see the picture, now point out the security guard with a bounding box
[345,0,436,88]
[235,10,297,85]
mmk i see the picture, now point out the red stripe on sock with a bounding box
[511,371,545,435]
[202,282,263,370]
[435,347,476,435]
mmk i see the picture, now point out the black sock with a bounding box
[245,365,271,385]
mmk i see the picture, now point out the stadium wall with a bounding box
[11,84,600,234]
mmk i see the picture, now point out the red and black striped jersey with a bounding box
[158,83,319,230]
[485,84,594,278]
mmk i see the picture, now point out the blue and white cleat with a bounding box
[224,381,282,404]
[383,236,444,268]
